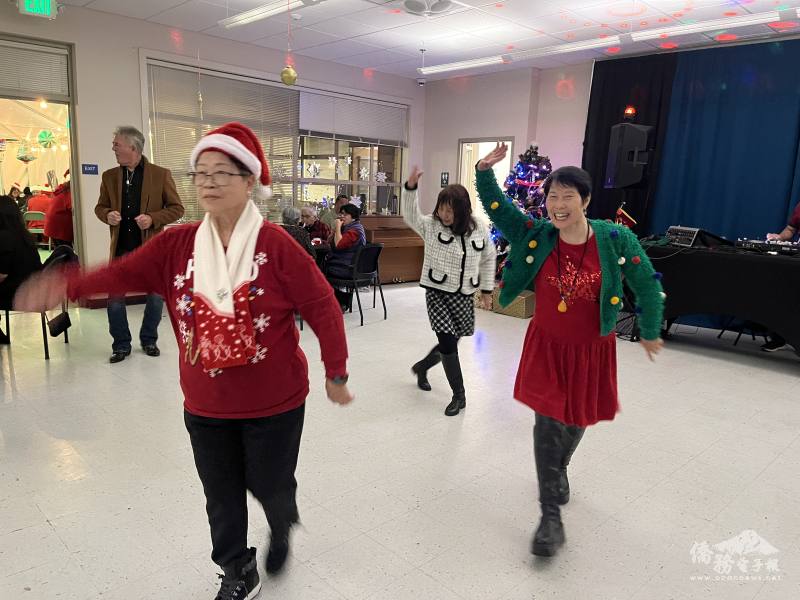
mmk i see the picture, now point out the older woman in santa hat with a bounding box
[15,122,353,600]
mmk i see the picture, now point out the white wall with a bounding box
[0,4,425,266]
[534,62,594,170]
[421,62,594,211]
[421,69,538,212]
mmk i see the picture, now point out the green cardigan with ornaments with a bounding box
[475,167,665,341]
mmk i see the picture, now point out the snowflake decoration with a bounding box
[346,156,352,166]
[327,156,338,166]
[255,287,264,296]
[307,162,321,178]
[207,368,223,378]
[351,196,363,209]
[176,294,191,316]
[358,166,370,181]
[178,320,191,344]
[249,344,268,364]
[254,252,268,266]
[375,171,387,184]
[173,274,186,290]
[335,164,344,178]
[253,313,271,333]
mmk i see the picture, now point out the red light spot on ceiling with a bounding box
[620,22,630,28]
[660,42,678,49]
[660,33,670,38]
[506,44,515,49]
[388,8,401,13]
[769,21,799,30]
[640,21,648,26]
[566,32,576,39]
[673,12,684,18]
[606,46,621,54]
[724,11,738,16]
[363,68,374,79]
[658,17,670,23]
[715,33,738,41]
[599,33,609,38]
[495,2,504,7]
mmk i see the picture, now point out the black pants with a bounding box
[184,404,305,570]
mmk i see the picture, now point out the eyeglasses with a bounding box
[188,171,248,186]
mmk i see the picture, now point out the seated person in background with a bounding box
[321,194,350,229]
[325,204,366,311]
[280,206,315,259]
[766,202,800,242]
[300,206,331,245]
[45,173,74,248]
[763,209,798,352]
[25,188,51,242]
[0,197,42,342]
[9,185,23,211]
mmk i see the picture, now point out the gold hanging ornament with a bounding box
[281,65,297,86]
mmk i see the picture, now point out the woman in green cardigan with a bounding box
[477,143,664,557]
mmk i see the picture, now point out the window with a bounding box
[147,61,408,222]
[458,138,514,212]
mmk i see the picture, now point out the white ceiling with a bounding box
[59,0,800,79]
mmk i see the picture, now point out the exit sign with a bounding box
[18,0,56,19]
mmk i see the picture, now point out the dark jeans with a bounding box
[184,404,305,570]
[106,294,163,352]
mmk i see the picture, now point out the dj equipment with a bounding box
[666,226,733,249]
[735,238,800,256]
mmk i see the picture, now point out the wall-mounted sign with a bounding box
[18,0,57,19]
[81,164,99,175]
[440,172,449,188]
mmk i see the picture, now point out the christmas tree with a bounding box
[490,145,553,281]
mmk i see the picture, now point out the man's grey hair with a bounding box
[300,205,317,217]
[282,205,301,226]
[113,126,145,154]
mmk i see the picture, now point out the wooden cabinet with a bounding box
[360,215,423,284]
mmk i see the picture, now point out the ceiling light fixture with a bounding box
[218,0,322,29]
[418,54,509,75]
[419,7,800,75]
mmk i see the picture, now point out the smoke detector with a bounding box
[403,0,453,16]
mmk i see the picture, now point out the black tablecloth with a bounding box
[644,244,800,349]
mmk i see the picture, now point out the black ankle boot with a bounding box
[441,352,466,416]
[557,426,585,505]
[266,525,292,575]
[216,547,260,600]
[531,504,565,557]
[412,346,441,392]
[532,413,568,556]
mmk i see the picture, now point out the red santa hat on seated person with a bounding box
[189,122,272,200]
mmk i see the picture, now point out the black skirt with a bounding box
[425,288,475,337]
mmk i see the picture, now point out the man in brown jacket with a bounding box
[95,125,184,363]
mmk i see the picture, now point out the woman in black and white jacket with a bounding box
[403,166,496,416]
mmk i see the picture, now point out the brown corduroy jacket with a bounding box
[95,156,184,260]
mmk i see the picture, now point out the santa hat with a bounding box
[190,122,272,200]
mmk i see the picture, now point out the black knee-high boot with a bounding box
[411,346,441,391]
[557,425,585,505]
[532,414,566,557]
[440,351,466,416]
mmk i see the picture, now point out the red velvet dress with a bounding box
[513,235,619,427]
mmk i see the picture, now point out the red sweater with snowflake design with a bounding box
[67,222,348,419]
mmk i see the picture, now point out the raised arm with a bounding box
[475,143,530,243]
[400,165,429,237]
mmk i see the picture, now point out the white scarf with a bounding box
[192,201,263,370]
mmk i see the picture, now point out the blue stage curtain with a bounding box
[649,40,800,240]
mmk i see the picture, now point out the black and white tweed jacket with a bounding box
[402,185,496,296]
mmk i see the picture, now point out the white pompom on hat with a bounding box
[190,122,272,199]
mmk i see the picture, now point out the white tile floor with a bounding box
[1,284,799,600]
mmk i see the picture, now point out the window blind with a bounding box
[147,62,300,222]
[0,39,70,98]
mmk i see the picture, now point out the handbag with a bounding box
[46,311,71,337]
